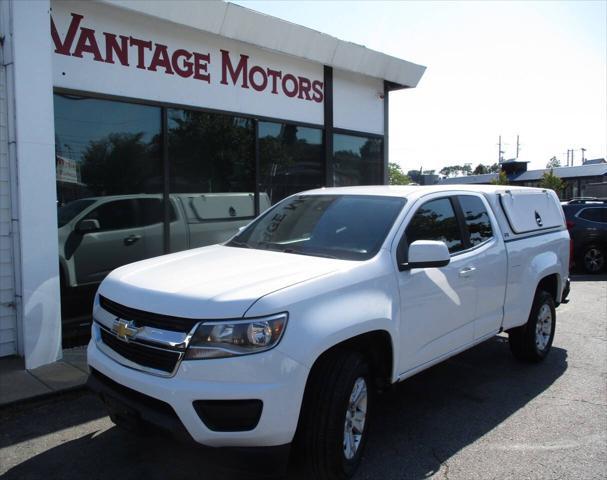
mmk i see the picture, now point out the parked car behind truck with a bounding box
[562,198,607,273]
[87,185,570,480]
[58,193,270,288]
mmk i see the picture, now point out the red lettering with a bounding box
[298,76,312,100]
[267,69,282,94]
[148,44,174,74]
[192,52,211,82]
[103,33,129,66]
[50,13,83,55]
[248,66,268,92]
[221,50,249,88]
[129,37,152,69]
[72,28,103,61]
[172,49,193,78]
[281,74,298,98]
[312,80,324,103]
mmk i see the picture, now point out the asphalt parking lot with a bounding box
[1,275,605,480]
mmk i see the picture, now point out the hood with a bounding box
[97,244,346,319]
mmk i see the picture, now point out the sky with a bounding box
[232,0,607,174]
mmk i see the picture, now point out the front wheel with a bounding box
[509,290,556,362]
[296,350,372,480]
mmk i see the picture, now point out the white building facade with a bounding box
[0,0,425,369]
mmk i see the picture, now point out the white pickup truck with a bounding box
[87,185,570,479]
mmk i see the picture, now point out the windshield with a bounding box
[227,194,406,260]
[57,199,96,227]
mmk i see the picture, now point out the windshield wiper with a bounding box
[282,248,338,259]
[227,240,251,249]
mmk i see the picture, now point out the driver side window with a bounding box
[405,197,464,254]
[83,200,138,231]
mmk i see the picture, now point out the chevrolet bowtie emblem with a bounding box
[112,318,139,341]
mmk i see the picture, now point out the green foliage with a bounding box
[490,171,509,185]
[388,163,411,185]
[439,164,472,178]
[473,164,488,175]
[539,169,566,194]
[546,156,561,168]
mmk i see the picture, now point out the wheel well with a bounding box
[308,331,394,392]
[537,274,559,304]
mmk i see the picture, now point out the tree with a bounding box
[546,156,561,169]
[473,164,488,175]
[490,171,509,185]
[439,164,472,178]
[488,163,501,173]
[539,169,566,195]
[388,163,411,185]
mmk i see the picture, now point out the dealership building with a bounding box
[0,1,425,368]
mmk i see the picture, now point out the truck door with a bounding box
[72,199,146,285]
[396,196,476,375]
[456,194,507,339]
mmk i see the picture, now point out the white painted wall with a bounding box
[0,9,17,357]
[9,0,62,368]
[333,68,384,135]
[51,1,325,125]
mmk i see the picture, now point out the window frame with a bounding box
[396,193,497,267]
[55,87,386,254]
[576,207,607,224]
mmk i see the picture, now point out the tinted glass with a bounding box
[333,134,383,186]
[406,198,464,253]
[138,198,177,225]
[228,195,405,261]
[259,121,323,204]
[57,199,95,227]
[83,200,137,231]
[579,207,607,223]
[167,109,256,249]
[458,195,493,246]
[54,94,164,342]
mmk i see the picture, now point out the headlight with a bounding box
[184,313,288,360]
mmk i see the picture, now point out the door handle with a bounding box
[123,235,142,246]
[459,266,476,277]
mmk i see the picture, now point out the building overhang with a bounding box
[99,0,426,88]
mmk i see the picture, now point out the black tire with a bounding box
[581,244,605,274]
[295,350,373,480]
[509,290,556,362]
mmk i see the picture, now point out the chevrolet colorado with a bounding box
[87,185,570,479]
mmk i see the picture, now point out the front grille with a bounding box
[100,327,181,373]
[99,295,199,333]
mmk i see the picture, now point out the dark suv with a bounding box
[562,198,607,273]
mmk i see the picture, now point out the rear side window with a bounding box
[458,195,494,246]
[406,198,464,253]
[579,207,607,223]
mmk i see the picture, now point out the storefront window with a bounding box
[259,121,323,204]
[167,109,256,250]
[54,94,163,343]
[333,134,383,186]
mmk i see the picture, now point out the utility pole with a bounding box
[570,149,574,166]
[516,135,520,159]
[581,148,586,164]
[498,136,504,163]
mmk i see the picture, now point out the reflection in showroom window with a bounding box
[259,122,323,204]
[54,94,163,338]
[333,134,383,187]
[167,109,260,250]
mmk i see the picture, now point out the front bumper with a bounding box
[87,337,309,447]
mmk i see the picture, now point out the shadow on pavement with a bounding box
[2,337,567,480]
[570,273,607,282]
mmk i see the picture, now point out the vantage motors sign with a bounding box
[51,1,325,124]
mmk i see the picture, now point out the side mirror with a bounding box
[76,218,100,233]
[400,240,450,271]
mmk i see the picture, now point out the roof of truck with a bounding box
[303,184,537,197]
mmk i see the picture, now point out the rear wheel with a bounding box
[581,244,605,273]
[296,350,372,480]
[509,290,556,362]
